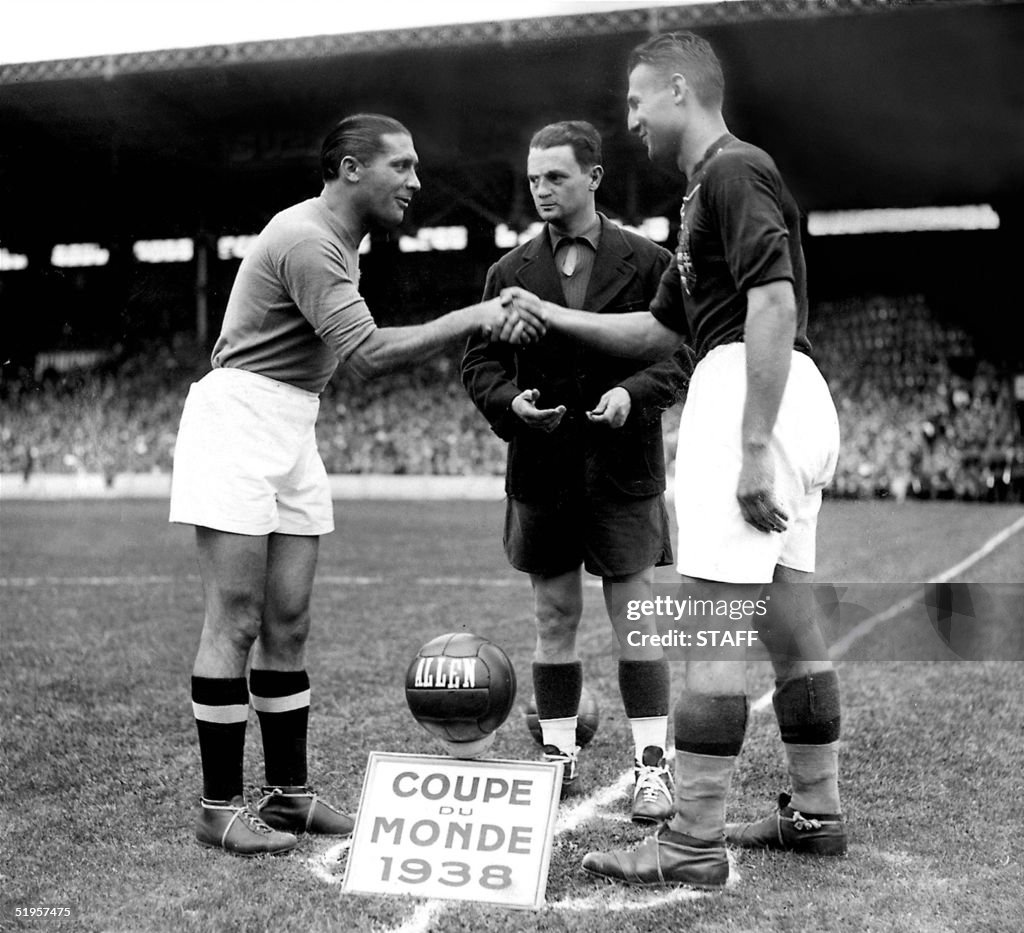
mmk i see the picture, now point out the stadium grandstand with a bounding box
[2,0,1023,500]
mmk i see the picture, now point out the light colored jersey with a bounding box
[211,195,376,393]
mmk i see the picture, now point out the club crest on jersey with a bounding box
[676,184,700,297]
[412,657,478,688]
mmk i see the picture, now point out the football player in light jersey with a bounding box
[170,113,542,856]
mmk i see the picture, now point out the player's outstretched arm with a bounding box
[347,297,542,380]
[505,286,680,361]
[737,279,796,534]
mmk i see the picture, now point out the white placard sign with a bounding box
[342,752,562,910]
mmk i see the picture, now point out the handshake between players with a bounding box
[483,286,550,345]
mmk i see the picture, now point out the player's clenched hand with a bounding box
[475,297,513,343]
[511,388,566,433]
[737,445,788,533]
[586,387,631,429]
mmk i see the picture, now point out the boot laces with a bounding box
[790,809,823,831]
[236,804,275,835]
[635,765,671,804]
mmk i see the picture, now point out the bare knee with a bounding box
[685,658,746,694]
[536,598,582,647]
[259,603,312,663]
[762,566,833,678]
[194,585,264,676]
[603,569,661,660]
[193,527,271,676]
[209,584,263,639]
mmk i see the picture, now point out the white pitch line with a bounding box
[0,574,183,587]
[751,508,1024,714]
[390,901,444,933]
[0,573,548,589]
[828,508,1024,661]
[555,769,634,834]
[0,574,392,587]
[414,576,521,588]
[309,840,351,885]
[413,576,604,590]
[548,883,716,912]
[0,573,605,589]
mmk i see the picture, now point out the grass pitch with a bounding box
[2,498,1023,932]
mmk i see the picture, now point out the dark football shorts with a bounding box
[504,493,673,578]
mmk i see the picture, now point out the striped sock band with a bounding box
[191,676,249,801]
[249,669,310,787]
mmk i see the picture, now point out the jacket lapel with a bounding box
[512,215,639,311]
[583,215,638,313]
[514,233,564,301]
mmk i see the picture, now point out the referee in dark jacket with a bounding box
[462,120,692,822]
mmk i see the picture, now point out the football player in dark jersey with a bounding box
[505,32,846,888]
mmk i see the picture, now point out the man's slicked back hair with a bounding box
[529,120,603,169]
[627,31,725,108]
[321,113,411,181]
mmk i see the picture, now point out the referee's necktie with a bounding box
[561,239,579,277]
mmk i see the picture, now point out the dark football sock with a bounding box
[191,676,249,801]
[532,661,583,720]
[772,670,841,744]
[674,691,749,757]
[532,661,583,752]
[249,669,310,787]
[619,657,671,761]
[618,657,670,719]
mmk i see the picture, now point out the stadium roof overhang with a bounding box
[1,0,1022,250]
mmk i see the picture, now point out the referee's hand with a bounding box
[737,445,788,533]
[512,389,566,432]
[587,387,631,429]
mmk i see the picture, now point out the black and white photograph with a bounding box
[2,1,1022,930]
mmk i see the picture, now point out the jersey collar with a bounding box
[691,133,736,179]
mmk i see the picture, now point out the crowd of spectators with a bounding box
[0,337,507,483]
[316,355,506,476]
[811,295,1024,502]
[2,295,1023,501]
[1,338,193,483]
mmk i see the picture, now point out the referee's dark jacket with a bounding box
[461,214,693,505]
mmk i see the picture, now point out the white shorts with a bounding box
[169,367,334,536]
[673,343,839,584]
